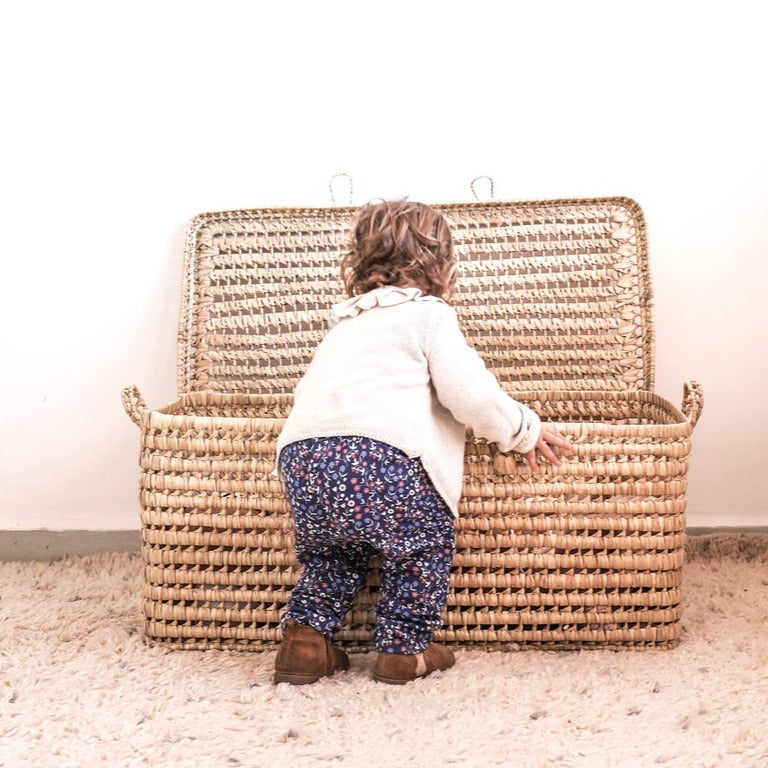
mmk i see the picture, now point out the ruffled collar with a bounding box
[332,285,426,319]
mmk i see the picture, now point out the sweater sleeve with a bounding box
[425,304,541,454]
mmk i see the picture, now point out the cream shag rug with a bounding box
[1,537,767,768]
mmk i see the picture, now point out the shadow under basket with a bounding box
[123,382,702,652]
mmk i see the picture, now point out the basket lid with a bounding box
[177,197,653,395]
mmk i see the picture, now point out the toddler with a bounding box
[273,199,572,685]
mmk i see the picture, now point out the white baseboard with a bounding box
[0,530,141,562]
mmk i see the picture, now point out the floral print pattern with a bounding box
[279,436,455,654]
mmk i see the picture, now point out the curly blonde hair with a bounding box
[341,199,456,298]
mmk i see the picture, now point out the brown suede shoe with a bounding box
[273,619,349,685]
[374,643,455,685]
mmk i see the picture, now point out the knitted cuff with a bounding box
[513,408,541,455]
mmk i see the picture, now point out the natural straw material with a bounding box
[122,385,701,651]
[178,198,654,396]
[124,197,703,651]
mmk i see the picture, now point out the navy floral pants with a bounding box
[278,436,455,654]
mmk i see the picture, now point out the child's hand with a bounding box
[526,426,574,472]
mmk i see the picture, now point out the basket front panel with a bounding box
[178,198,653,395]
[138,390,687,651]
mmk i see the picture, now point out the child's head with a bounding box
[341,199,456,299]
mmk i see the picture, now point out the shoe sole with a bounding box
[273,671,323,685]
[373,672,413,685]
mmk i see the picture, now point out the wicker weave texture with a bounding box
[178,198,653,396]
[123,384,702,651]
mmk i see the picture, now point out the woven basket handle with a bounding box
[681,380,703,430]
[329,173,354,206]
[122,385,147,427]
[470,175,495,201]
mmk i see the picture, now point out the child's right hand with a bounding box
[526,426,574,472]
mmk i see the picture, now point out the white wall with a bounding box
[1,1,766,530]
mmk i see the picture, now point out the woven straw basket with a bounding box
[123,197,703,651]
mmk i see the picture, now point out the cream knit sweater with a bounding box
[275,286,541,517]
